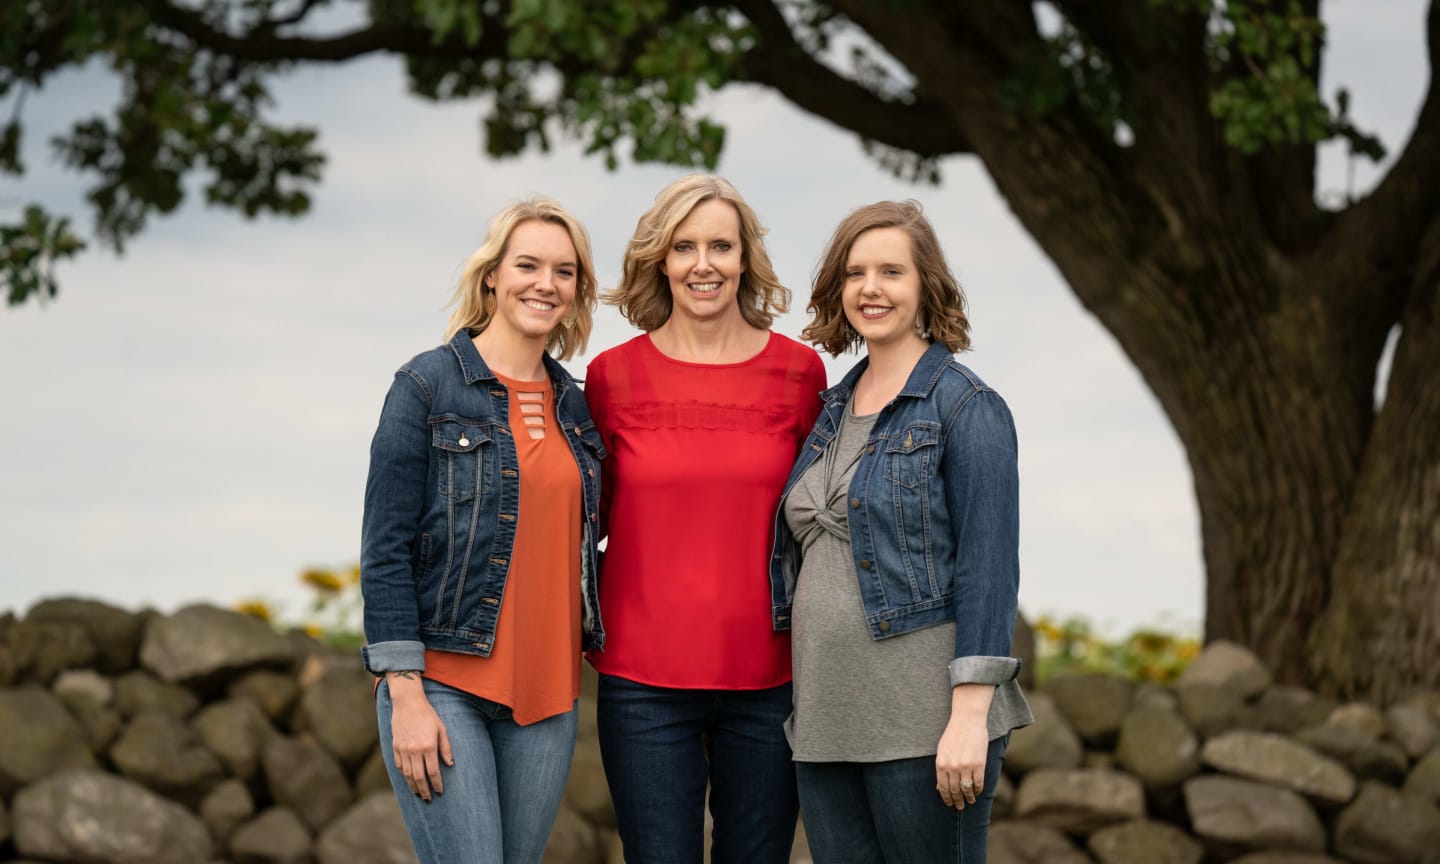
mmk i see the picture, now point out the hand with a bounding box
[386,672,453,802]
[935,715,988,810]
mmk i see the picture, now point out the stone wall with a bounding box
[1,599,1437,863]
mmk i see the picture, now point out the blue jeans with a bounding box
[377,678,577,864]
[796,735,1008,864]
[597,674,798,864]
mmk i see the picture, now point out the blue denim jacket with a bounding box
[360,331,606,675]
[769,342,1023,690]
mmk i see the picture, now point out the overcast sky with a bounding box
[1,2,1427,637]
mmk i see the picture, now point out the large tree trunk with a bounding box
[1309,218,1440,701]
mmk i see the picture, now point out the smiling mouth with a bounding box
[688,282,721,296]
[860,305,893,319]
[522,299,556,312]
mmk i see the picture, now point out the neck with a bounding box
[651,309,765,363]
[471,326,548,381]
[855,336,930,409]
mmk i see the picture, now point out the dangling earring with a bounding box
[915,312,929,340]
[562,304,578,328]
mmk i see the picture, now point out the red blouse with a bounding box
[584,332,826,689]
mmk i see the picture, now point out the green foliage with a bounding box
[2,205,85,305]
[1001,20,1131,141]
[1208,0,1329,153]
[1033,614,1200,685]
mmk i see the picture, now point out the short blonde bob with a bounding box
[605,175,790,331]
[445,198,597,361]
[803,200,971,356]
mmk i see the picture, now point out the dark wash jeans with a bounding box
[796,734,1008,864]
[596,673,798,864]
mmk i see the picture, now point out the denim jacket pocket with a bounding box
[884,422,941,488]
[431,417,491,502]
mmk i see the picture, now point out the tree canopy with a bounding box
[5,0,1438,699]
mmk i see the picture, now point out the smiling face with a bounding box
[483,219,578,344]
[659,198,746,324]
[842,226,928,350]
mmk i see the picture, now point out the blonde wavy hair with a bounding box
[803,200,971,356]
[445,198,597,360]
[604,175,790,331]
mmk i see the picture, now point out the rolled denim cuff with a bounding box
[361,640,426,675]
[948,655,1022,688]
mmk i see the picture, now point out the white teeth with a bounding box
[522,299,555,311]
[689,283,721,293]
[861,306,891,315]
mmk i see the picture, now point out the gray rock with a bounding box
[200,778,255,845]
[230,807,313,864]
[564,739,614,828]
[314,792,419,864]
[1046,673,1134,746]
[1084,750,1115,770]
[988,820,1092,864]
[1406,749,1440,805]
[1086,819,1202,864]
[140,603,295,687]
[27,597,145,673]
[355,748,393,799]
[1132,683,1178,712]
[294,665,379,768]
[1183,774,1325,853]
[1178,640,1271,699]
[229,669,302,724]
[1252,686,1337,735]
[1175,680,1248,738]
[12,769,214,863]
[193,698,278,781]
[1295,721,1409,784]
[542,803,601,864]
[52,668,115,708]
[1333,781,1440,864]
[1114,705,1200,788]
[53,669,124,751]
[0,686,98,797]
[1387,694,1439,758]
[114,669,201,719]
[1329,702,1387,737]
[263,735,352,831]
[1200,730,1356,805]
[4,618,97,684]
[110,711,226,804]
[1014,768,1146,834]
[1005,692,1083,775]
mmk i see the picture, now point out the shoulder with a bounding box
[400,342,458,382]
[935,361,1015,435]
[587,334,648,373]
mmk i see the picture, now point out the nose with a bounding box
[535,268,555,293]
[694,249,713,274]
[860,272,880,295]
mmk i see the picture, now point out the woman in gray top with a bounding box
[769,200,1032,863]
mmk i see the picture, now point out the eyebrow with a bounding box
[514,253,577,267]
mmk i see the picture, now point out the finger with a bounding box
[405,754,430,801]
[425,747,445,796]
[936,770,958,809]
[438,722,455,768]
[962,775,978,805]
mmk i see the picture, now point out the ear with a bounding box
[658,260,668,277]
[484,269,496,290]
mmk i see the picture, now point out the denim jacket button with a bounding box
[850,497,860,509]
[878,621,891,633]
[859,560,872,570]
[866,444,875,454]
[458,436,470,447]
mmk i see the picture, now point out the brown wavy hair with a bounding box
[803,200,971,356]
[444,198,597,361]
[604,175,790,331]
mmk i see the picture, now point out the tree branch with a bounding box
[730,0,970,157]
[1322,0,1440,319]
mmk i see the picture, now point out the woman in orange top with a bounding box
[360,198,607,864]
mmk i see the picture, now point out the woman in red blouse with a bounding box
[585,175,826,863]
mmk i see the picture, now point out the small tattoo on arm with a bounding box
[389,670,421,681]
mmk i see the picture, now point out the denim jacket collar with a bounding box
[820,341,955,406]
[447,330,573,391]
